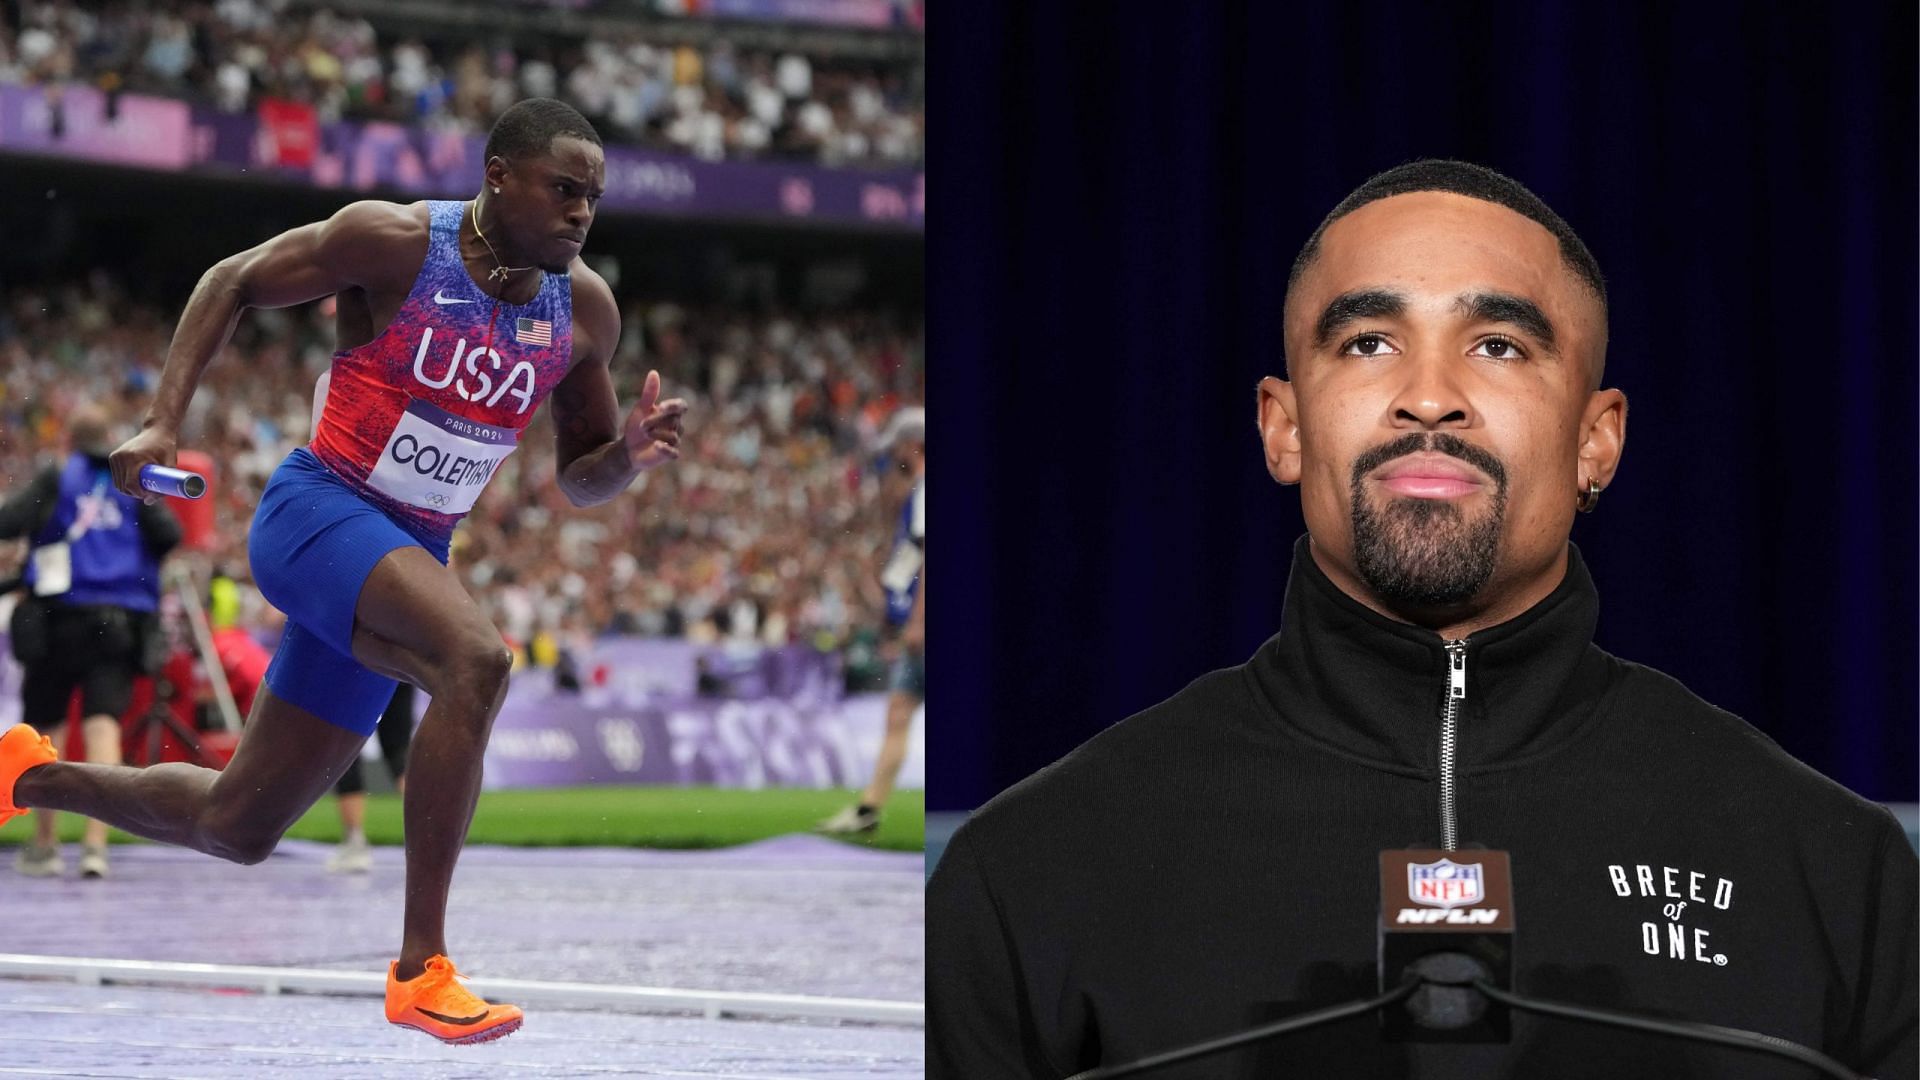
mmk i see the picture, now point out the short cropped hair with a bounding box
[484,98,602,164]
[1288,159,1606,308]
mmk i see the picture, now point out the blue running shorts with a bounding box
[249,448,450,736]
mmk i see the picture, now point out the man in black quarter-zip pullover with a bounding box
[927,160,1918,1079]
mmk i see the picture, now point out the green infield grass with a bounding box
[0,788,924,852]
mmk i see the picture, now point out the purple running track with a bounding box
[0,835,923,1077]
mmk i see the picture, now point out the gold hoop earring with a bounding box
[1575,478,1602,513]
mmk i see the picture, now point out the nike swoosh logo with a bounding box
[418,1006,492,1025]
[433,290,476,305]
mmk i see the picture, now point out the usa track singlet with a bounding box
[309,199,573,546]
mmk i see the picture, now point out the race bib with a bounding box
[366,399,517,515]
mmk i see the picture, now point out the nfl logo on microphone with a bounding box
[1408,858,1484,910]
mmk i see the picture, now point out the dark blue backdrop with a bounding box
[932,4,1918,810]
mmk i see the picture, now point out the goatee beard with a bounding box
[1348,433,1508,609]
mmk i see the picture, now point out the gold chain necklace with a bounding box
[471,199,534,283]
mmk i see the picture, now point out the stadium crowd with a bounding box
[0,272,924,662]
[0,0,923,167]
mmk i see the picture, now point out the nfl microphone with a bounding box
[1374,849,1867,1079]
[1067,847,1869,1079]
[1378,848,1514,1042]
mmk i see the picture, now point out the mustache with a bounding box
[1350,432,1509,491]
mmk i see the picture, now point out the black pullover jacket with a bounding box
[929,538,1917,1078]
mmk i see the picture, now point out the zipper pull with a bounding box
[1445,639,1468,700]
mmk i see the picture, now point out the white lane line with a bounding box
[0,1000,914,1060]
[18,1033,860,1079]
[0,1060,216,1068]
[0,953,922,1025]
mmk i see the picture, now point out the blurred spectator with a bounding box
[0,274,923,672]
[2,0,923,167]
[0,400,181,879]
[818,405,921,835]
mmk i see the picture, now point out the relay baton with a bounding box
[139,464,207,500]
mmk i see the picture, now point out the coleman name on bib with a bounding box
[367,398,517,514]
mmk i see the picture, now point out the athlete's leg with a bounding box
[14,686,366,864]
[346,546,514,981]
[860,688,923,810]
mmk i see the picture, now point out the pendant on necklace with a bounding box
[489,266,510,282]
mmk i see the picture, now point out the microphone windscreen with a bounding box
[1378,849,1515,1042]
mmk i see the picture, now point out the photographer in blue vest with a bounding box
[1,403,181,879]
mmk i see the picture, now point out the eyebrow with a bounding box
[552,174,606,196]
[1311,288,1560,356]
[1454,291,1558,355]
[1313,289,1407,348]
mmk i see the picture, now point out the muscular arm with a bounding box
[551,269,686,507]
[110,201,419,501]
[550,271,627,507]
[552,391,637,508]
[141,201,417,436]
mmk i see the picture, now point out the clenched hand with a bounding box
[109,426,179,505]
